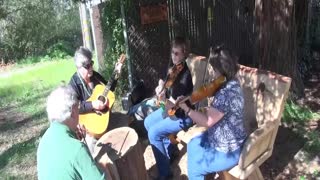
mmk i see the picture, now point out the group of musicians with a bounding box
[37,37,247,180]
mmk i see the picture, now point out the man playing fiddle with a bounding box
[144,37,194,179]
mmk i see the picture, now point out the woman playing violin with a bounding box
[177,46,247,180]
[144,37,193,179]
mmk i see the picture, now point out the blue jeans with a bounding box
[187,134,241,180]
[144,108,192,177]
[128,97,158,121]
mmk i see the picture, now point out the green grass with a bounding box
[0,59,75,111]
[282,100,320,157]
[0,57,123,179]
[0,58,75,179]
[282,100,320,124]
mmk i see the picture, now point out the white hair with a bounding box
[74,47,92,68]
[46,85,78,123]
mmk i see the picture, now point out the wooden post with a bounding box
[93,127,147,180]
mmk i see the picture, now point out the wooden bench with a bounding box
[176,54,292,180]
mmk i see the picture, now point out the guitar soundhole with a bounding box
[97,95,109,113]
[98,96,106,103]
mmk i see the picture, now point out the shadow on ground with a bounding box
[0,128,46,169]
[260,126,306,179]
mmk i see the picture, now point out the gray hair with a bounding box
[74,47,92,68]
[46,85,78,123]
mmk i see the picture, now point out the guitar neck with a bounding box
[102,71,118,96]
[102,53,126,96]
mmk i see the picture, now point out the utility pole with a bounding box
[79,2,93,51]
[89,5,106,73]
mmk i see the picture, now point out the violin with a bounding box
[164,62,184,89]
[167,75,226,116]
[156,62,184,106]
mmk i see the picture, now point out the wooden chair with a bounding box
[177,55,292,180]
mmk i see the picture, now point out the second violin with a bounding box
[167,75,226,116]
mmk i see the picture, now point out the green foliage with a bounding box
[0,0,81,63]
[101,0,128,94]
[304,131,320,153]
[299,175,306,180]
[282,100,320,154]
[282,100,320,124]
[46,41,74,59]
[19,56,43,64]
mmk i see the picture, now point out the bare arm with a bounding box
[177,96,224,128]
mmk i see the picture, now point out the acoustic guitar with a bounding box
[79,54,126,138]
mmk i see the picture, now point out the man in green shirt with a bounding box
[37,85,107,180]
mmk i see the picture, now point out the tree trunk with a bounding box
[90,4,106,73]
[254,0,304,98]
[94,127,147,180]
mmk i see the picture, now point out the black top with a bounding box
[165,61,193,118]
[69,71,117,113]
[165,61,193,99]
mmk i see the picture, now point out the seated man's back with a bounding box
[37,85,105,180]
[37,122,104,180]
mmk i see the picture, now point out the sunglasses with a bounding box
[171,50,182,56]
[83,61,94,69]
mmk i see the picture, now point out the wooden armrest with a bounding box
[238,121,279,169]
[176,125,207,144]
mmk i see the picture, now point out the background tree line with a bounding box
[0,0,81,64]
[1,0,320,98]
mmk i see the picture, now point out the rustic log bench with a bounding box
[176,54,292,180]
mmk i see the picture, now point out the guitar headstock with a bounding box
[118,53,126,64]
[114,53,126,76]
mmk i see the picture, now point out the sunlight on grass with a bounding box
[0,59,75,179]
[282,100,320,157]
[0,59,75,111]
[282,100,320,124]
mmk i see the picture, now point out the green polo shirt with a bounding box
[37,122,105,180]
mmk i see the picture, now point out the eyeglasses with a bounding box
[83,61,94,69]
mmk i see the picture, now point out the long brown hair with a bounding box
[209,45,239,81]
